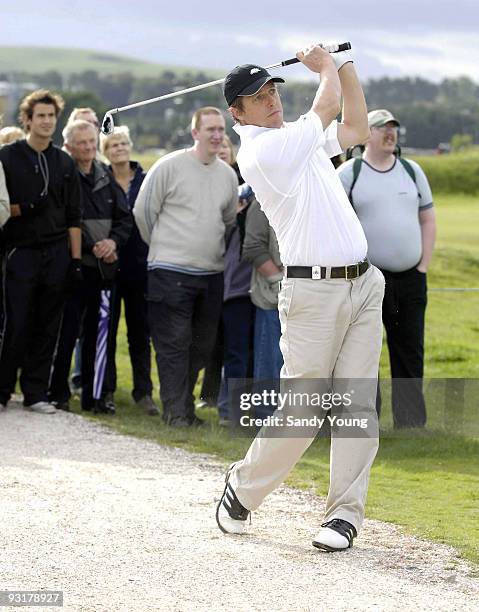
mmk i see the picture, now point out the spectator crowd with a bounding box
[0,88,435,429]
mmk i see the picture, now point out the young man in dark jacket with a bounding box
[49,120,131,413]
[0,90,82,414]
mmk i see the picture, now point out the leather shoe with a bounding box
[312,519,357,552]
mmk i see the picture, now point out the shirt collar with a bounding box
[233,123,277,141]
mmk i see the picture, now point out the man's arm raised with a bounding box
[297,44,341,129]
[336,62,370,150]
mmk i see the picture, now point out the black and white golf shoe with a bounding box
[312,518,357,552]
[216,463,250,535]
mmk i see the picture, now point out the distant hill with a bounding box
[0,46,222,78]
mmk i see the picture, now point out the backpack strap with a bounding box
[348,157,362,207]
[399,158,421,200]
[399,158,416,184]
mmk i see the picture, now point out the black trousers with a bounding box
[0,240,69,406]
[147,268,223,422]
[103,273,153,402]
[380,266,427,428]
[200,318,223,405]
[49,265,116,410]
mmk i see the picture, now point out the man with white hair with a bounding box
[49,119,131,413]
[62,107,102,396]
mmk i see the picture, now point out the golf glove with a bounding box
[329,47,353,71]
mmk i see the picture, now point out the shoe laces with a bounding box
[321,518,357,539]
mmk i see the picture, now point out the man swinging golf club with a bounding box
[216,43,386,551]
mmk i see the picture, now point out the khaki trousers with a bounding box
[230,265,385,531]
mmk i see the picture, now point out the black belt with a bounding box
[286,259,370,280]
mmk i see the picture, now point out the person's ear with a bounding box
[229,106,241,123]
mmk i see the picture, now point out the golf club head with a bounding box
[101,112,115,135]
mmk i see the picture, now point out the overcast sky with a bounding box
[1,0,478,82]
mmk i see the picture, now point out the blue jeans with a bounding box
[71,339,82,386]
[253,306,283,418]
[254,307,283,380]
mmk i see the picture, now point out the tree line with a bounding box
[2,69,478,150]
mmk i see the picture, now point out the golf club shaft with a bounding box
[104,42,351,118]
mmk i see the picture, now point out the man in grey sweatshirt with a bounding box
[134,107,238,427]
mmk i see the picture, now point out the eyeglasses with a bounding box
[373,125,398,132]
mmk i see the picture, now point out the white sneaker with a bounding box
[216,463,250,535]
[24,402,57,414]
[312,519,357,552]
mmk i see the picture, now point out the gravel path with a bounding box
[0,404,478,612]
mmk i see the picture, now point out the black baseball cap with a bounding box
[223,64,285,106]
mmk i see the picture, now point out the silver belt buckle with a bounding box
[312,265,322,280]
[345,263,360,280]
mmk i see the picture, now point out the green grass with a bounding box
[0,46,222,78]
[70,192,479,568]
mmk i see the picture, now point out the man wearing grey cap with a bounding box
[338,109,436,429]
[216,44,386,552]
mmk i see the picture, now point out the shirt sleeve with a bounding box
[408,160,433,209]
[133,159,167,245]
[323,120,343,158]
[253,111,326,196]
[0,161,10,228]
[64,158,82,229]
[336,159,355,198]
[242,199,271,268]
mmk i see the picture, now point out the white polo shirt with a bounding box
[233,112,368,267]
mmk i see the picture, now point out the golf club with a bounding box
[101,42,352,134]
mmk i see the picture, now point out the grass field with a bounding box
[0,46,221,78]
[71,192,479,568]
